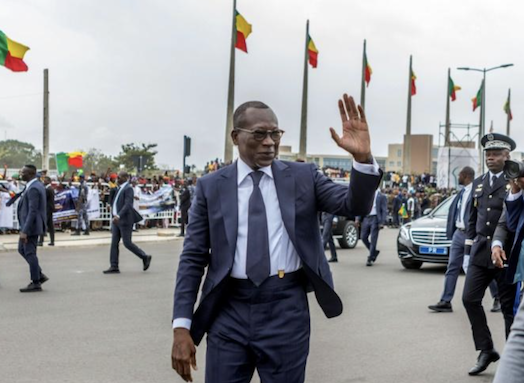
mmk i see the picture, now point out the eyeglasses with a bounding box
[235,128,285,142]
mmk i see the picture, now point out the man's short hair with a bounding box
[24,164,37,175]
[233,101,271,129]
[461,166,475,179]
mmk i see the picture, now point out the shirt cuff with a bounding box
[352,157,380,176]
[507,190,523,201]
[491,240,503,250]
[172,318,192,330]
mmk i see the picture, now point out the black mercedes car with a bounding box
[330,179,359,249]
[397,195,455,269]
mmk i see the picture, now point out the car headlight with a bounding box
[400,225,411,241]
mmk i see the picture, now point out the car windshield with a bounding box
[430,195,455,218]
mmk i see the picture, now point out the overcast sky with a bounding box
[1,0,522,169]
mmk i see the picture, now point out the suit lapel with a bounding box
[272,161,297,248]
[490,174,507,194]
[218,163,238,255]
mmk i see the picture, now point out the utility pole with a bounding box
[298,20,310,160]
[43,69,50,170]
[223,0,237,164]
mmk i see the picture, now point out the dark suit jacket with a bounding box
[173,160,382,345]
[17,179,47,237]
[446,187,473,240]
[496,195,524,283]
[179,187,191,211]
[113,184,143,226]
[45,186,55,217]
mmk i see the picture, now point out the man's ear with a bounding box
[231,130,239,146]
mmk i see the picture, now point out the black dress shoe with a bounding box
[83,231,90,236]
[428,300,452,312]
[48,242,55,246]
[37,242,43,247]
[103,267,120,274]
[20,282,42,293]
[327,258,338,263]
[71,231,81,236]
[39,274,49,285]
[491,298,501,312]
[468,350,500,375]
[143,255,152,271]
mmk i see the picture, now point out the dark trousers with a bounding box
[76,208,89,232]
[18,235,41,282]
[39,214,55,244]
[361,215,379,262]
[462,263,518,350]
[180,208,189,235]
[321,214,337,260]
[110,222,146,268]
[205,272,310,383]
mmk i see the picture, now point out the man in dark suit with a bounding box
[171,95,382,382]
[392,190,403,228]
[321,212,338,263]
[17,165,49,292]
[38,176,55,246]
[361,189,387,266]
[178,179,192,237]
[462,133,518,376]
[103,171,152,274]
[428,166,475,312]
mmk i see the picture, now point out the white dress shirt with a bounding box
[368,190,379,216]
[455,183,472,230]
[173,157,380,329]
[112,181,128,216]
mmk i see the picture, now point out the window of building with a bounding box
[397,161,402,167]
[389,161,395,166]
[397,149,402,157]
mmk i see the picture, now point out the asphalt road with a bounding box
[0,228,506,383]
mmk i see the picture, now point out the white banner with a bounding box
[437,147,480,188]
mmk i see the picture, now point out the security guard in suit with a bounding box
[462,133,518,376]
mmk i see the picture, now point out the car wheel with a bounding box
[401,259,423,269]
[338,222,358,249]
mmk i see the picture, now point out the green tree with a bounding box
[0,140,40,168]
[113,143,158,173]
[83,148,116,175]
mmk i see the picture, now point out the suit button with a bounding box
[487,208,491,211]
[487,236,491,240]
[489,195,493,198]
[486,222,490,226]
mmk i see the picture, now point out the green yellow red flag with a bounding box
[449,77,461,101]
[472,82,483,111]
[364,52,372,86]
[504,98,513,121]
[0,30,29,72]
[307,34,318,68]
[235,11,252,53]
[410,70,417,96]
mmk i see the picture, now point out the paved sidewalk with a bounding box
[0,227,182,251]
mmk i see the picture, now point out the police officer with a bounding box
[462,133,518,376]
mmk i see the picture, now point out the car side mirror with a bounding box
[422,208,432,216]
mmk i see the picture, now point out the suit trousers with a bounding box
[321,214,337,260]
[18,235,41,282]
[441,230,466,302]
[110,222,146,267]
[462,263,517,350]
[39,214,55,244]
[493,298,524,382]
[205,272,310,383]
[361,215,379,261]
[76,208,89,231]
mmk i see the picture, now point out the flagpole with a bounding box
[223,0,237,164]
[507,88,511,136]
[298,20,309,160]
[445,68,451,146]
[478,79,484,175]
[360,39,367,110]
[403,55,412,175]
[43,69,50,170]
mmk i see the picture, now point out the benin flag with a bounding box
[235,11,252,53]
[399,205,409,219]
[449,77,461,101]
[307,34,318,68]
[364,52,372,87]
[0,31,29,72]
[410,70,417,96]
[472,83,483,111]
[56,153,69,174]
[504,99,513,121]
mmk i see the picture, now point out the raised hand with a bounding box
[330,94,372,163]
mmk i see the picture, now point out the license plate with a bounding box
[419,246,447,255]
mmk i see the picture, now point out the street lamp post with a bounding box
[457,64,513,173]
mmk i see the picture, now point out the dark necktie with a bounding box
[246,171,270,286]
[492,175,497,187]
